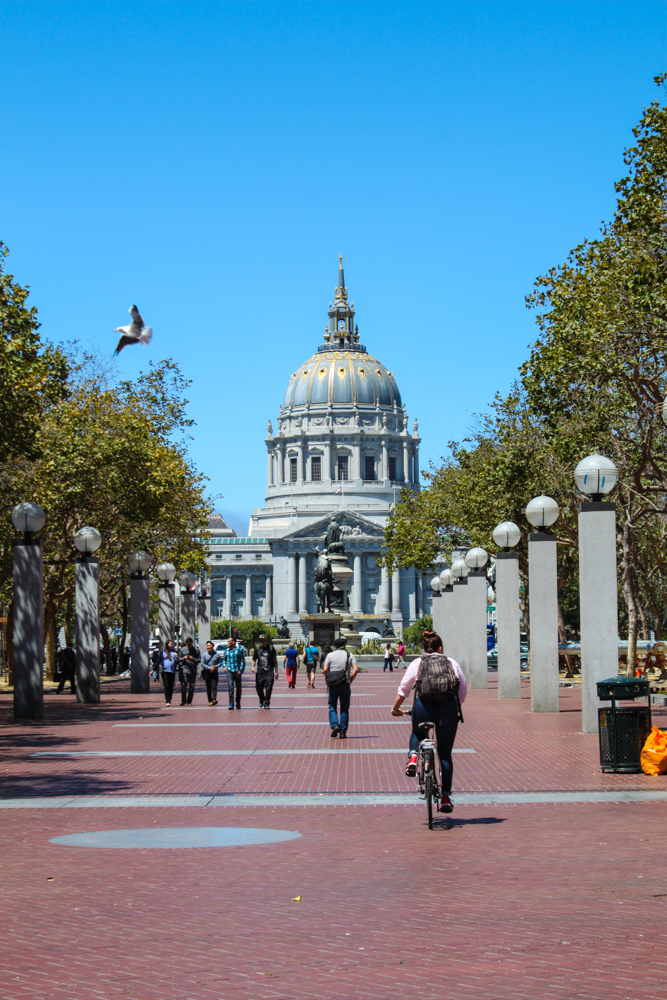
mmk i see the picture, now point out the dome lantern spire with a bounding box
[321,254,362,352]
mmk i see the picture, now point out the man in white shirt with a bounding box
[322,637,359,740]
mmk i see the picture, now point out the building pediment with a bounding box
[283,510,385,542]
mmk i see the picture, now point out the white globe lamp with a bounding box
[574,454,618,499]
[492,521,521,549]
[439,568,454,588]
[525,496,560,528]
[451,558,470,579]
[74,526,102,554]
[430,575,442,593]
[156,562,176,582]
[12,502,46,535]
[465,547,488,569]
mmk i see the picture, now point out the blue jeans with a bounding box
[227,671,243,707]
[328,682,351,732]
[410,696,459,794]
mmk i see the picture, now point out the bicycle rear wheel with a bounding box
[425,773,433,829]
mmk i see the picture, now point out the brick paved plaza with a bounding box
[2,669,667,1000]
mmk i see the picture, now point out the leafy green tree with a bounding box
[211,619,277,646]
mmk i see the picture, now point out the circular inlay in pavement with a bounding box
[49,827,302,849]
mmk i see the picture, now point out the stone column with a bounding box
[431,592,443,639]
[75,556,100,704]
[579,502,618,734]
[130,575,150,694]
[414,447,420,485]
[245,576,252,618]
[528,531,559,713]
[441,585,455,654]
[353,442,361,481]
[380,565,391,613]
[277,446,285,484]
[297,445,304,483]
[467,568,488,689]
[408,567,417,620]
[352,553,363,612]
[403,441,411,483]
[298,554,308,614]
[181,590,196,639]
[391,567,401,614]
[225,576,232,615]
[12,538,44,720]
[159,582,175,649]
[416,572,423,618]
[496,553,521,699]
[267,450,274,486]
[381,441,388,481]
[323,440,331,482]
[197,593,211,648]
[265,575,273,616]
[287,555,297,614]
[453,579,470,680]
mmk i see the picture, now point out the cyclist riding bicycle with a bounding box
[391,629,467,814]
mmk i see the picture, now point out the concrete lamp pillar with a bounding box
[431,591,443,638]
[495,553,522,699]
[13,538,44,720]
[130,576,150,693]
[197,593,211,648]
[452,577,470,680]
[492,522,523,700]
[527,532,559,713]
[467,569,488,689]
[75,557,101,704]
[11,502,47,720]
[574,454,620,735]
[158,584,175,647]
[181,592,197,641]
[441,585,455,655]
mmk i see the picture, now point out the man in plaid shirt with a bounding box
[222,637,246,710]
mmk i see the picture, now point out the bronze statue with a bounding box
[276,616,290,639]
[312,546,334,613]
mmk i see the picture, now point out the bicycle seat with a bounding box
[419,721,436,732]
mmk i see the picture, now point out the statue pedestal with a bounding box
[302,614,343,648]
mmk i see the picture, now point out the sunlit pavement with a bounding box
[2,669,666,999]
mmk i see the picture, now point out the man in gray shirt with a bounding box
[322,637,359,740]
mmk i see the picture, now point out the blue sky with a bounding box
[2,1,665,534]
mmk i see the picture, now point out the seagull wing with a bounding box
[129,305,145,327]
[114,334,138,355]
[139,325,153,346]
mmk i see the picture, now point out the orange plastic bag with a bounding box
[640,727,667,776]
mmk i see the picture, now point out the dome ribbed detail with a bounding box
[283,351,401,409]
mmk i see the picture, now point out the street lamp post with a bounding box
[451,557,470,681]
[574,454,619,734]
[12,503,46,719]
[74,526,102,704]
[198,582,211,648]
[526,496,560,713]
[156,562,176,650]
[430,574,443,640]
[465,547,489,689]
[129,550,151,694]
[179,571,197,642]
[439,568,455,653]
[492,521,522,699]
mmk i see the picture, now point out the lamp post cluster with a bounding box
[429,453,620,735]
[10,505,204,720]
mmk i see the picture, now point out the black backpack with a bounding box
[415,653,459,702]
[326,651,350,687]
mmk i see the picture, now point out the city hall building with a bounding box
[206,258,434,638]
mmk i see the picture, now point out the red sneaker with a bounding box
[405,753,418,777]
[439,795,454,813]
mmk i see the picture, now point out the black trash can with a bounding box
[597,676,652,773]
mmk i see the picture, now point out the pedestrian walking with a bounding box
[390,628,467,814]
[160,640,178,706]
[200,640,222,705]
[251,635,279,708]
[178,637,200,706]
[396,640,406,668]
[222,636,246,710]
[322,636,359,739]
[283,643,300,689]
[303,641,320,688]
[56,642,76,694]
[383,643,395,672]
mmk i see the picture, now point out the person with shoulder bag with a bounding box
[390,629,467,814]
[303,641,320,689]
[322,637,359,739]
[178,637,200,706]
[200,640,222,706]
[252,635,279,708]
[160,641,178,706]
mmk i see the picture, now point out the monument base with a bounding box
[302,614,343,648]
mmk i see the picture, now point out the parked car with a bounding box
[487,644,529,669]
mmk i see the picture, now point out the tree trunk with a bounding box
[622,522,639,677]
[6,600,14,687]
[44,594,57,682]
[64,594,74,646]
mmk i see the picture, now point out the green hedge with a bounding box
[401,615,433,648]
[210,620,278,647]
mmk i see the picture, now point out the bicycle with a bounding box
[415,720,441,829]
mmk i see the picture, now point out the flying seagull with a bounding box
[114,305,153,355]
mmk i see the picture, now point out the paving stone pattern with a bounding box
[2,670,667,999]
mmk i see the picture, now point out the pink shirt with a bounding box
[397,655,467,703]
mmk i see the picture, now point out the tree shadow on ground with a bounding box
[0,770,135,798]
